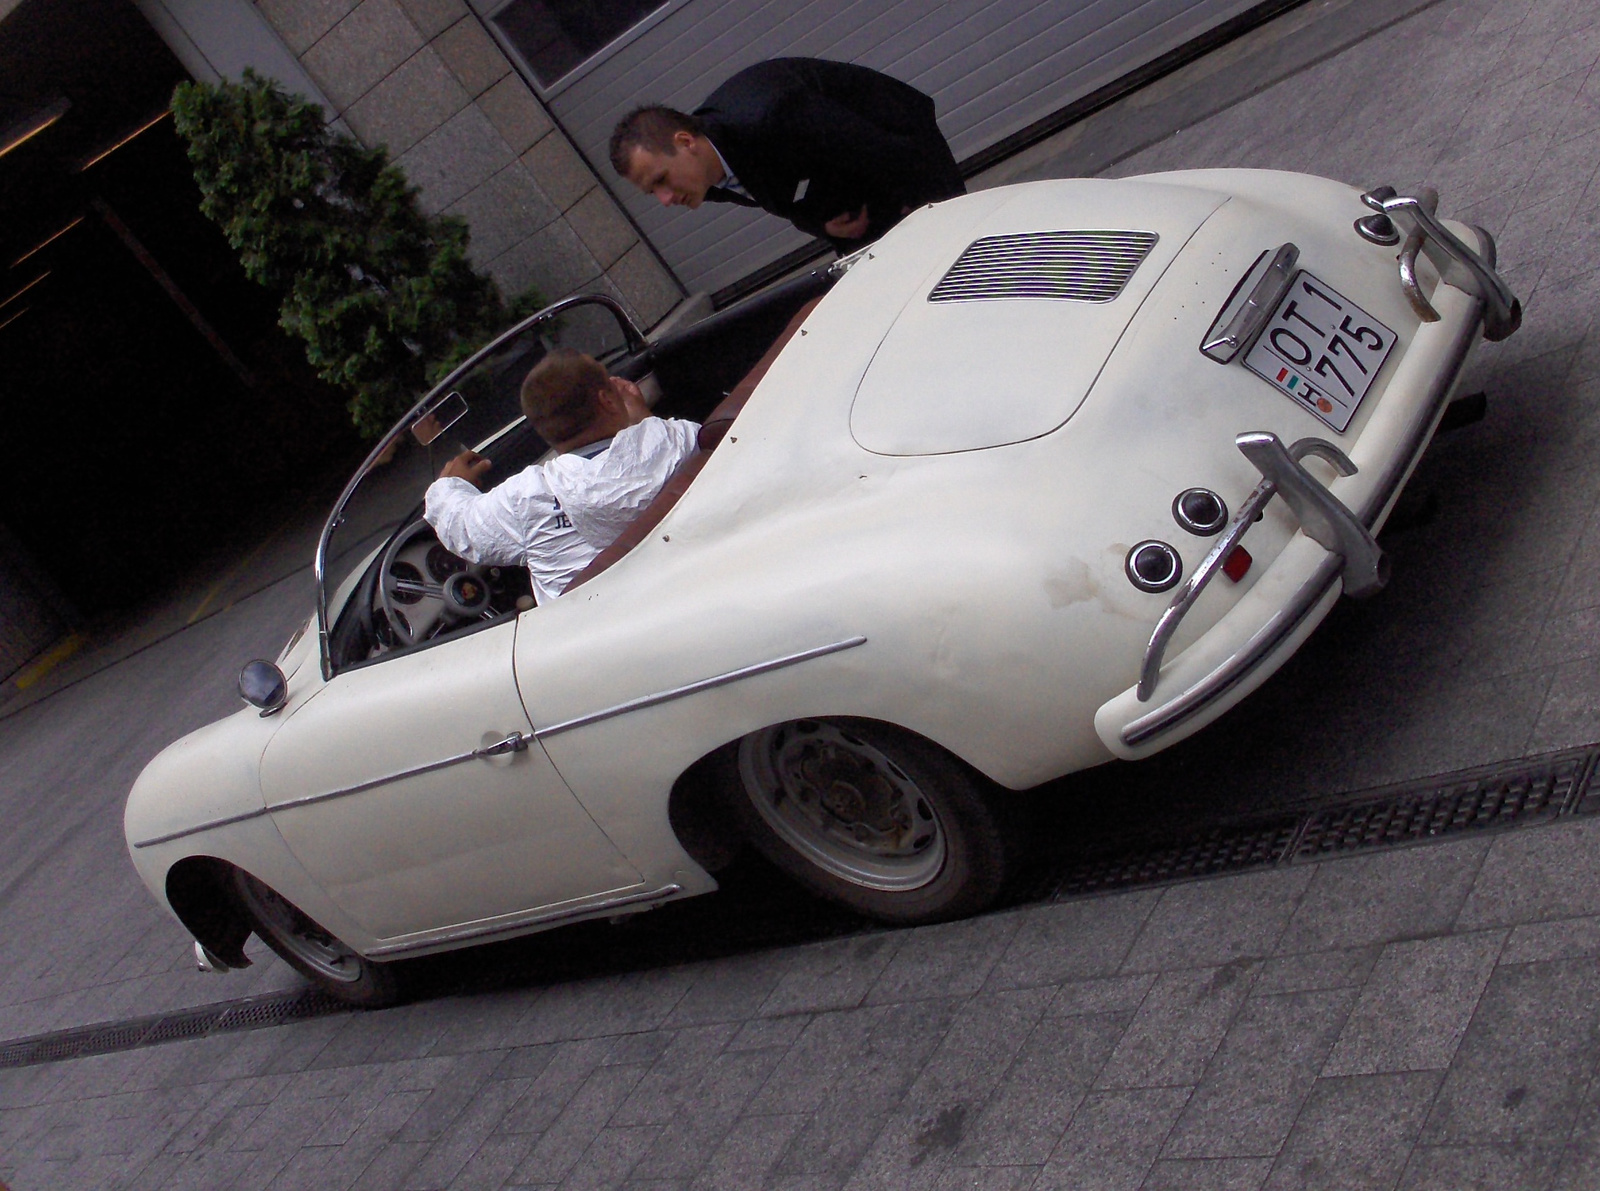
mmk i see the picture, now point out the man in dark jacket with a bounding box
[609,58,964,249]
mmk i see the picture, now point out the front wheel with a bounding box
[233,871,399,1007]
[726,719,1009,924]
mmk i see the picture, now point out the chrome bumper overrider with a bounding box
[1360,186,1521,342]
[1136,432,1383,704]
[1098,234,1504,757]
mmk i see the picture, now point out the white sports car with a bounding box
[125,170,1519,1004]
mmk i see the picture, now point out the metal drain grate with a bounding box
[1042,747,1598,901]
[3,749,1596,1071]
[1293,756,1588,859]
[0,989,344,1070]
[1055,820,1299,897]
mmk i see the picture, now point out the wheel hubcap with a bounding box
[240,876,364,984]
[739,721,946,891]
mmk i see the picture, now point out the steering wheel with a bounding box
[376,518,495,646]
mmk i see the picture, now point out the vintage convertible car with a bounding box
[125,170,1519,1004]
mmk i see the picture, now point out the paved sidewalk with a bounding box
[2,0,1599,1186]
[6,804,1600,1190]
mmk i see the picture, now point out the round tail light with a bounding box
[1126,541,1183,593]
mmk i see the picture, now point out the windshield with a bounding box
[315,295,644,678]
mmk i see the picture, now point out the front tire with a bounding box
[725,719,1008,924]
[233,871,399,1007]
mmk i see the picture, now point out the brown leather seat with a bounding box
[563,296,821,593]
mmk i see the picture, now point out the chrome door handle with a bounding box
[474,732,531,758]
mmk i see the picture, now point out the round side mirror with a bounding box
[239,659,288,716]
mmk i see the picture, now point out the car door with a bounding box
[258,618,642,942]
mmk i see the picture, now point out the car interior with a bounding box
[325,268,835,674]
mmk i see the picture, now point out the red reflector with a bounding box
[1223,546,1252,582]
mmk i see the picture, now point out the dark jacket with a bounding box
[694,58,965,247]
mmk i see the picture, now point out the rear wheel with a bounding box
[726,719,1008,923]
[233,871,399,1007]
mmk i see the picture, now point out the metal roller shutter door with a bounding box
[490,0,1262,296]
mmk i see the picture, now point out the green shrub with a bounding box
[172,70,541,437]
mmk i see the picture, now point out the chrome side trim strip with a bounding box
[132,806,271,849]
[535,636,869,740]
[366,883,683,956]
[135,733,534,847]
[268,731,532,815]
[136,641,867,847]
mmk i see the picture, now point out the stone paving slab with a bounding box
[2,0,1600,1186]
[5,812,1600,1190]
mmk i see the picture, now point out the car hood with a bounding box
[849,179,1228,455]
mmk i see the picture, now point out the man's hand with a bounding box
[440,449,492,490]
[607,376,651,424]
[823,204,871,240]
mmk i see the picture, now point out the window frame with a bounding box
[472,0,691,99]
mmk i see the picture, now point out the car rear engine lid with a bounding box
[850,180,1228,455]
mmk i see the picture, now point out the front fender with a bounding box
[124,706,276,906]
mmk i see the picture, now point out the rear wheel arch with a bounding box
[711,716,1015,924]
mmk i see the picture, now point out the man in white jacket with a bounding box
[424,348,700,603]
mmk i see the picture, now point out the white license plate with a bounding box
[1244,271,1397,432]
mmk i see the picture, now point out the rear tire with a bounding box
[724,719,1008,924]
[233,871,399,1007]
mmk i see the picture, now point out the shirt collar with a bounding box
[709,140,751,199]
[571,436,614,459]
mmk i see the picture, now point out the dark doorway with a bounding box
[0,0,361,618]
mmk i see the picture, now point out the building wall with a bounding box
[0,523,67,684]
[252,0,683,328]
[538,0,1265,296]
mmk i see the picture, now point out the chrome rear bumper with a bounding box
[1096,279,1488,759]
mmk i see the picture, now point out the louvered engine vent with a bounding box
[927,230,1160,303]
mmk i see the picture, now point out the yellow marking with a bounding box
[189,484,329,625]
[13,633,85,690]
[187,535,274,625]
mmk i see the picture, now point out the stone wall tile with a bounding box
[434,17,511,97]
[607,242,684,328]
[255,0,360,56]
[565,188,639,270]
[478,75,554,155]
[443,163,560,269]
[486,221,603,302]
[395,0,466,40]
[521,131,598,211]
[302,0,425,110]
[394,105,515,213]
[342,47,468,157]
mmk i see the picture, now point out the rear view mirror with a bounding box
[411,391,469,445]
[239,659,287,715]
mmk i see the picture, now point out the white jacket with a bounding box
[424,417,699,603]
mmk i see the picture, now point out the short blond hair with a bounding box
[520,348,608,443]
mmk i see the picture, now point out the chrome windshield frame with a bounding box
[313,294,646,680]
